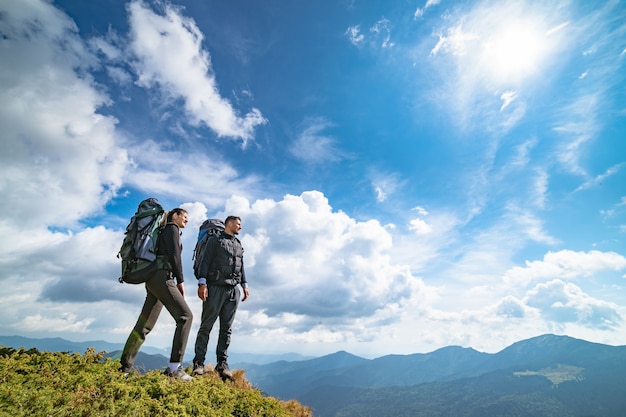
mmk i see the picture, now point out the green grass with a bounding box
[0,346,312,417]
[514,364,585,386]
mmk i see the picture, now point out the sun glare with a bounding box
[481,20,550,84]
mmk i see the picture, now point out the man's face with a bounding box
[226,218,242,235]
[172,212,188,229]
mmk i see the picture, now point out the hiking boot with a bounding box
[164,365,193,381]
[215,362,233,380]
[192,363,205,376]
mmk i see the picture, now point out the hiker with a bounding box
[120,208,194,381]
[192,215,249,379]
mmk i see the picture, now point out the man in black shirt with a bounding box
[192,215,249,380]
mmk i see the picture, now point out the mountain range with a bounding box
[0,334,310,366]
[242,334,626,417]
[2,333,625,416]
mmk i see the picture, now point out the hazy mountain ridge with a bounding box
[0,335,312,366]
[0,335,168,357]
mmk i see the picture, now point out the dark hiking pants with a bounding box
[193,285,240,366]
[120,269,193,371]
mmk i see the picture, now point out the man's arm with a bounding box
[196,236,216,301]
[240,252,249,301]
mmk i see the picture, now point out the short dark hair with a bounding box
[167,208,187,222]
[224,215,241,225]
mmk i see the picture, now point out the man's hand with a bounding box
[177,282,185,297]
[198,285,208,301]
[242,287,249,301]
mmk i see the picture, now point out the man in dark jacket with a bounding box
[192,215,249,379]
[120,208,194,381]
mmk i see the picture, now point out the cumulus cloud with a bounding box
[494,295,527,318]
[220,191,425,324]
[524,279,622,329]
[127,0,267,144]
[504,250,626,286]
[0,0,129,229]
[409,206,432,235]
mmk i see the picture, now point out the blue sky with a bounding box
[1,0,625,358]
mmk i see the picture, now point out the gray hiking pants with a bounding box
[193,285,240,366]
[120,270,193,371]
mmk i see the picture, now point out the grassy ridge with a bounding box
[0,346,312,417]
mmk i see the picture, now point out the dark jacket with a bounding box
[157,222,184,284]
[198,232,246,287]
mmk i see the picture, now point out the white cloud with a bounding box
[289,117,345,164]
[574,163,625,192]
[499,90,517,111]
[370,171,404,203]
[345,25,364,45]
[414,206,429,216]
[346,19,395,49]
[415,0,441,19]
[409,218,432,235]
[0,0,129,229]
[21,313,95,333]
[494,295,527,318]
[524,279,622,329]
[409,207,432,235]
[220,191,426,322]
[127,0,267,144]
[504,250,626,286]
[124,139,260,207]
[370,18,394,49]
[552,94,599,177]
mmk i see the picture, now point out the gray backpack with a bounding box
[117,198,165,284]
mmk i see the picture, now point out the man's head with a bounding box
[224,215,242,235]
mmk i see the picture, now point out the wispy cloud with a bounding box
[499,91,517,111]
[552,95,600,177]
[370,18,394,48]
[289,117,345,164]
[415,0,441,19]
[345,25,364,46]
[371,171,404,203]
[124,139,260,206]
[427,1,569,131]
[346,18,394,49]
[127,1,267,145]
[574,163,625,192]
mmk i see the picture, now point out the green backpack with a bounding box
[117,198,165,284]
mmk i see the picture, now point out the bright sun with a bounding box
[481,20,550,84]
